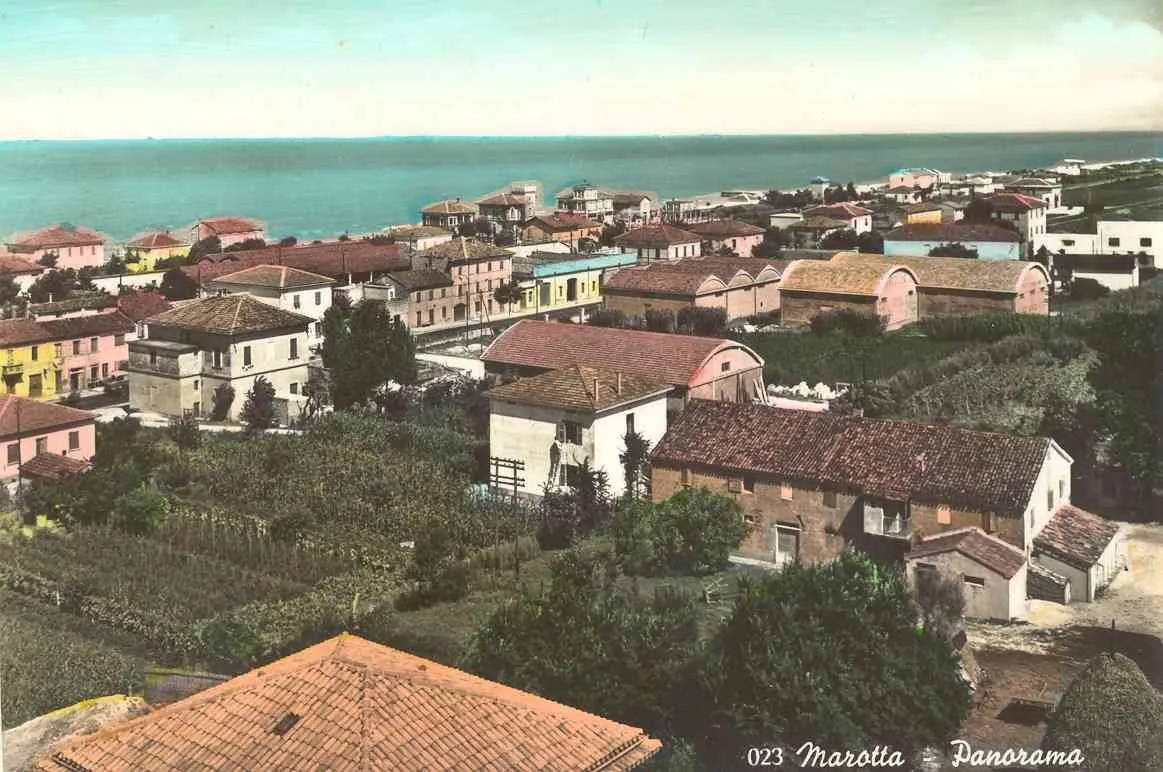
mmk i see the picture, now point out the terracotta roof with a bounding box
[830,253,1046,295]
[183,242,409,283]
[802,203,873,220]
[986,192,1047,212]
[651,400,1053,516]
[483,320,761,388]
[611,191,655,205]
[685,219,766,238]
[421,199,476,215]
[0,256,42,274]
[30,294,118,316]
[524,214,603,232]
[386,225,451,240]
[614,224,701,248]
[477,192,532,207]
[1033,504,1121,571]
[209,264,336,290]
[20,452,91,480]
[386,270,453,292]
[116,290,172,322]
[603,266,727,296]
[0,318,54,347]
[6,224,104,249]
[885,223,1022,243]
[778,258,917,297]
[197,216,263,235]
[788,216,850,231]
[907,527,1027,579]
[39,312,135,340]
[0,396,94,437]
[903,201,945,214]
[36,634,661,772]
[145,294,311,336]
[127,231,188,249]
[489,365,672,412]
[415,237,512,264]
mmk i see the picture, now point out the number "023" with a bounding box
[746,747,784,766]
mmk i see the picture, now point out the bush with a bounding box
[676,307,727,337]
[810,308,885,337]
[1070,277,1111,301]
[916,313,1063,343]
[643,308,676,333]
[209,383,235,421]
[588,308,629,329]
[109,483,171,534]
[241,376,276,432]
[613,488,750,576]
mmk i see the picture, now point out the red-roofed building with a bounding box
[802,203,874,234]
[906,527,1028,620]
[420,198,477,232]
[5,224,106,270]
[521,214,603,247]
[190,216,266,248]
[182,241,409,290]
[684,220,767,256]
[0,394,95,482]
[476,191,536,238]
[125,231,191,272]
[614,224,702,261]
[985,192,1048,245]
[602,258,785,321]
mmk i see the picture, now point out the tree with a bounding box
[676,307,727,337]
[928,243,979,259]
[619,429,652,501]
[223,238,266,253]
[600,222,627,247]
[103,251,127,275]
[167,413,201,450]
[395,520,472,611]
[846,181,859,200]
[337,233,351,242]
[278,236,298,247]
[693,552,970,766]
[752,229,786,259]
[961,197,995,225]
[537,461,612,549]
[819,229,859,250]
[159,268,199,300]
[37,252,59,268]
[856,230,884,254]
[109,482,170,534]
[0,276,22,308]
[241,376,277,432]
[209,383,235,421]
[322,301,418,410]
[613,487,749,576]
[1069,277,1109,300]
[912,569,966,641]
[587,308,629,329]
[492,281,523,310]
[643,308,676,333]
[298,367,332,427]
[1042,653,1163,771]
[27,268,81,304]
[186,236,222,262]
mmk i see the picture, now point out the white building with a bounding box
[488,365,672,498]
[1097,214,1163,266]
[556,184,615,222]
[1004,177,1063,211]
[1047,159,1084,177]
[203,264,335,352]
[384,225,454,252]
[986,192,1047,245]
[801,203,874,234]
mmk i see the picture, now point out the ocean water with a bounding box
[0,132,1160,242]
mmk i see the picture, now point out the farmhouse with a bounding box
[906,528,1028,621]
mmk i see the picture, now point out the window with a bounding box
[290,382,299,395]
[625,413,635,435]
[6,443,17,465]
[115,334,125,346]
[289,338,299,359]
[243,346,253,367]
[314,291,322,305]
[681,468,692,486]
[54,342,62,358]
[213,350,223,369]
[743,513,756,525]
[67,431,79,451]
[72,340,81,355]
[937,505,951,525]
[1046,489,1054,510]
[775,523,800,566]
[721,362,730,372]
[742,475,755,494]
[822,491,837,508]
[557,421,583,444]
[1058,479,1065,498]
[560,463,583,488]
[293,294,301,309]
[915,562,937,572]
[1141,238,1153,248]
[963,575,985,589]
[35,437,47,455]
[1108,237,1121,247]
[89,365,99,384]
[102,363,108,378]
[30,346,38,362]
[90,337,98,353]
[1062,238,1075,246]
[779,484,793,501]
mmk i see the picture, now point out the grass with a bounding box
[1062,172,1163,209]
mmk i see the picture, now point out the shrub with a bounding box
[643,308,676,333]
[927,243,979,259]
[676,307,727,337]
[109,483,171,534]
[588,308,629,329]
[613,487,749,576]
[209,383,235,421]
[241,376,276,432]
[810,308,885,337]
[1070,277,1111,301]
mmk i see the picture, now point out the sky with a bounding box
[0,0,1161,140]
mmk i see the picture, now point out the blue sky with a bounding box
[1,0,1160,139]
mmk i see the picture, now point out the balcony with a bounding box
[863,505,911,539]
[2,362,23,376]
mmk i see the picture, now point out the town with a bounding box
[2,156,1162,771]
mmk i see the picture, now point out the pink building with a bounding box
[190,217,267,248]
[4,224,106,270]
[0,395,95,482]
[685,220,766,256]
[40,312,135,393]
[410,238,513,321]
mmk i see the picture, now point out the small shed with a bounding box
[906,527,1028,621]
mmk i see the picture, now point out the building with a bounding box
[382,225,453,252]
[906,528,1028,621]
[476,191,536,239]
[41,313,135,394]
[831,253,1050,316]
[555,184,614,222]
[611,192,655,225]
[984,192,1048,245]
[0,395,95,483]
[801,203,874,234]
[190,216,266,248]
[1047,159,1084,176]
[903,201,946,225]
[420,199,477,232]
[28,294,118,320]
[204,265,335,351]
[685,220,766,256]
[1041,253,1140,292]
[888,168,943,190]
[5,224,105,270]
[602,257,784,321]
[0,255,44,294]
[510,251,638,313]
[183,241,410,295]
[124,231,191,272]
[1030,504,1125,603]
[1095,211,1163,267]
[129,294,311,422]
[489,366,672,497]
[367,270,455,328]
[883,223,1024,260]
[1004,177,1063,210]
[482,319,766,413]
[614,224,702,261]
[661,199,697,223]
[521,214,604,248]
[34,634,661,772]
[785,216,850,248]
[410,237,513,321]
[883,186,924,204]
[777,258,920,331]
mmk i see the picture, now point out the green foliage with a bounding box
[676,306,727,337]
[223,237,267,253]
[167,413,202,450]
[209,382,235,421]
[809,308,886,337]
[492,281,523,308]
[619,430,652,501]
[186,236,222,262]
[913,568,966,641]
[588,308,630,328]
[915,313,1063,343]
[1042,653,1163,771]
[927,242,979,258]
[241,375,277,432]
[1070,276,1110,301]
[323,300,418,410]
[110,483,171,534]
[37,251,59,268]
[819,228,859,250]
[159,268,199,300]
[27,268,83,304]
[644,308,677,333]
[693,553,970,765]
[856,230,884,254]
[537,462,612,549]
[395,522,472,611]
[613,488,749,576]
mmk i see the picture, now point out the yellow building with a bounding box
[125,231,191,273]
[904,202,945,225]
[510,252,639,312]
[0,319,64,400]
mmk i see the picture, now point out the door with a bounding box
[566,278,578,302]
[69,370,82,392]
[27,374,42,398]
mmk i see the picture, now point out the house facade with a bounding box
[5,224,105,270]
[365,270,455,328]
[1004,178,1063,210]
[204,264,335,351]
[883,223,1023,260]
[125,231,191,272]
[555,184,614,222]
[903,202,946,225]
[906,528,1028,621]
[685,220,766,256]
[888,168,943,190]
[128,294,311,423]
[602,257,784,321]
[801,203,874,234]
[0,396,95,483]
[614,224,702,261]
[476,192,536,239]
[191,217,266,248]
[0,313,133,400]
[611,192,655,225]
[488,366,672,498]
[777,259,920,331]
[985,192,1047,245]
[420,199,478,233]
[510,251,638,314]
[410,238,513,322]
[520,214,603,247]
[383,225,454,252]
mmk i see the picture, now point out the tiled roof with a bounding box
[483,320,761,388]
[386,225,451,240]
[489,365,672,412]
[209,264,336,290]
[145,294,311,336]
[802,203,873,220]
[415,237,513,263]
[477,192,532,207]
[611,191,655,205]
[885,223,1022,243]
[6,224,104,249]
[20,452,91,480]
[985,192,1047,212]
[386,270,453,292]
[39,312,135,340]
[0,318,54,347]
[778,258,916,297]
[197,216,263,235]
[1033,505,1121,571]
[0,256,43,274]
[36,634,661,772]
[183,241,409,283]
[788,216,851,231]
[603,266,726,296]
[0,396,94,437]
[614,224,701,248]
[906,527,1027,579]
[127,231,188,249]
[421,199,477,215]
[116,290,172,322]
[524,214,603,232]
[830,252,1046,295]
[651,400,1052,516]
[685,219,766,238]
[30,293,118,316]
[903,201,945,214]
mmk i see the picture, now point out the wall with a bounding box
[128,245,188,273]
[1034,232,1100,255]
[489,400,589,495]
[906,210,944,225]
[602,293,694,317]
[905,554,1022,621]
[0,345,61,400]
[883,239,1022,260]
[1022,444,1073,550]
[416,352,485,378]
[1014,268,1051,315]
[1033,553,1089,602]
[878,269,918,330]
[918,289,1015,318]
[1097,219,1163,265]
[91,271,168,294]
[779,292,876,327]
[589,395,669,498]
[690,347,765,403]
[59,332,130,392]
[17,243,105,271]
[207,282,333,347]
[0,420,96,481]
[910,501,1023,549]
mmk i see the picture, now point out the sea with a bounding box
[0,132,1160,242]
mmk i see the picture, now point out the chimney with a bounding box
[616,372,623,394]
